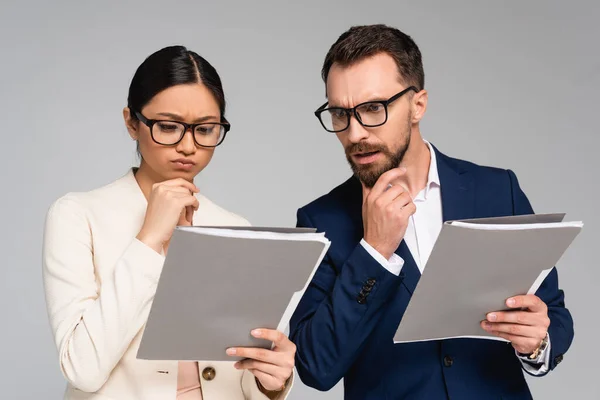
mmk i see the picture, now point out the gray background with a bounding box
[1,0,598,398]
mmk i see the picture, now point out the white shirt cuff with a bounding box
[517,333,551,375]
[360,239,405,276]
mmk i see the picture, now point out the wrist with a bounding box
[527,332,549,360]
[363,238,394,260]
[256,377,285,399]
[136,230,164,254]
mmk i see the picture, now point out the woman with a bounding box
[42,46,294,400]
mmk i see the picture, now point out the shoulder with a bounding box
[45,171,140,225]
[435,148,532,213]
[195,194,251,227]
[439,150,512,178]
[297,176,362,225]
[434,147,524,190]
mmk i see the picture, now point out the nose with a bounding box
[345,114,370,143]
[176,128,196,155]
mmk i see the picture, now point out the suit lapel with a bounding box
[434,145,476,223]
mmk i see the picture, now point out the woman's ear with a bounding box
[123,107,139,140]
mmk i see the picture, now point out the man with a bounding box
[289,24,573,399]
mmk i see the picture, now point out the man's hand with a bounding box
[362,167,416,260]
[481,294,550,355]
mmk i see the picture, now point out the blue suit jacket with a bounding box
[289,145,574,400]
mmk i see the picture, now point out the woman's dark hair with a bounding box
[127,45,227,121]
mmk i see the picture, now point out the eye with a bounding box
[365,103,383,113]
[195,125,216,135]
[157,122,180,132]
[328,108,347,119]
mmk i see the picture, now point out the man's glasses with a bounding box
[134,111,230,148]
[314,86,417,133]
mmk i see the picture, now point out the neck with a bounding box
[397,129,431,198]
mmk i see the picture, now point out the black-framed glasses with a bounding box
[134,111,230,148]
[314,86,418,133]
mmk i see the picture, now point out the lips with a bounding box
[353,151,380,157]
[172,159,195,166]
[171,159,196,170]
[351,151,382,165]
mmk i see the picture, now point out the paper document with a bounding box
[137,226,330,361]
[393,213,583,344]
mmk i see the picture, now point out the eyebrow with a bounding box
[156,112,219,123]
[327,95,388,108]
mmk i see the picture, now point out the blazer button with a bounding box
[554,354,563,365]
[443,355,453,367]
[202,366,216,381]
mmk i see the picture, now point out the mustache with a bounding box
[345,142,387,155]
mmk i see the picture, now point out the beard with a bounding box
[345,117,412,188]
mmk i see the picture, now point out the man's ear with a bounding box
[411,89,428,124]
[123,107,139,140]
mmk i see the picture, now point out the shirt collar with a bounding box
[422,139,440,200]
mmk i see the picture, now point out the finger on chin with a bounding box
[186,206,194,225]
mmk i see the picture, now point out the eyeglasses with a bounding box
[134,111,230,148]
[314,86,418,133]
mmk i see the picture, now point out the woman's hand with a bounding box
[136,178,199,253]
[227,329,295,394]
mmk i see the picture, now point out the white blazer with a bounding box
[42,169,293,400]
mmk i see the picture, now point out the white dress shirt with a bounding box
[360,140,550,374]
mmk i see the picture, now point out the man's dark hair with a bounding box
[322,24,424,91]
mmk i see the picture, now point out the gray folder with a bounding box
[393,213,583,343]
[137,226,330,361]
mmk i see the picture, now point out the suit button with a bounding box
[443,355,453,367]
[554,354,563,365]
[202,366,216,381]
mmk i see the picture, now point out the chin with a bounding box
[352,160,395,188]
[161,168,195,181]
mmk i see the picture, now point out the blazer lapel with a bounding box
[433,145,476,223]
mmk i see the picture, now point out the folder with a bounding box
[393,213,583,343]
[136,226,330,361]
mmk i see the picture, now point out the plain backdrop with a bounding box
[1,1,598,399]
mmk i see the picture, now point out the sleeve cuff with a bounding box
[241,369,294,399]
[517,333,552,375]
[360,239,404,276]
[122,238,166,284]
